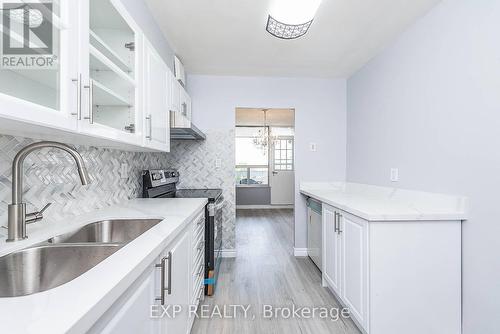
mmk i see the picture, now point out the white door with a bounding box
[159,232,191,334]
[143,39,169,151]
[322,204,342,296]
[270,137,295,205]
[340,212,368,327]
[0,0,79,132]
[78,0,142,146]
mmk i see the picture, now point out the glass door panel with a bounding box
[0,0,68,111]
[88,0,136,133]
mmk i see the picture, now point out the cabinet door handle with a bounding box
[71,74,82,120]
[155,256,167,305]
[155,252,172,305]
[334,212,338,233]
[83,80,93,124]
[166,251,172,295]
[338,213,343,234]
[145,115,152,140]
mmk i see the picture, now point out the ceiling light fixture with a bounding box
[266,0,322,39]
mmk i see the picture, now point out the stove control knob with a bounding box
[171,172,177,178]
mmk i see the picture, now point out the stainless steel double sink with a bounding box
[0,218,162,298]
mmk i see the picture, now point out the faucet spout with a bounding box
[7,141,91,242]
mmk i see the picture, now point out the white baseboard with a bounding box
[220,249,237,258]
[293,248,308,257]
[236,205,294,209]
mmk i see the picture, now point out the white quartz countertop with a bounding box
[300,182,467,221]
[0,198,207,334]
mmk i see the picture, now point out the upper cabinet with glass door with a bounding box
[0,0,79,132]
[79,0,140,144]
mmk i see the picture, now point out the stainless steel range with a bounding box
[142,169,224,296]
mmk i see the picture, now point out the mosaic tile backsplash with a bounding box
[0,135,166,234]
[0,132,236,250]
[166,130,236,250]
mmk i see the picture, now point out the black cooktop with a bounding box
[175,189,222,201]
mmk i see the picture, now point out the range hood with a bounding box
[170,111,206,140]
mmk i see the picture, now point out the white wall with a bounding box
[187,75,346,249]
[347,0,500,333]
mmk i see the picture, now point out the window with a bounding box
[235,127,269,185]
[273,138,294,171]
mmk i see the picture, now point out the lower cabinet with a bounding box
[89,210,205,334]
[340,212,368,328]
[323,204,368,329]
[322,205,342,295]
[321,203,461,334]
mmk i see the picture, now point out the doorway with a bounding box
[234,108,295,208]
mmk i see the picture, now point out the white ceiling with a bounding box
[145,0,440,78]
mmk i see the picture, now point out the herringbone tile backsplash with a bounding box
[0,135,166,234]
[0,132,236,250]
[166,130,236,250]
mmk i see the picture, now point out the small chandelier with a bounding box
[266,0,322,40]
[253,109,279,151]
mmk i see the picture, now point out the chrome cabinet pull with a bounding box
[155,252,172,304]
[145,115,152,140]
[83,80,93,124]
[71,74,82,119]
[338,214,343,234]
[334,212,338,233]
[155,256,167,305]
[166,251,172,295]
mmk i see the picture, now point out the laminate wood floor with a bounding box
[191,209,361,334]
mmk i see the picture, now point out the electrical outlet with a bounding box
[309,143,317,152]
[390,168,399,182]
[120,163,129,179]
[215,158,222,168]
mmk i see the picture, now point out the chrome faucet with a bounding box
[6,141,91,242]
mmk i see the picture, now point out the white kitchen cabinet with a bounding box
[170,76,181,114]
[78,0,142,146]
[180,87,192,122]
[0,0,178,152]
[89,267,158,334]
[89,210,205,334]
[339,211,368,329]
[322,204,341,296]
[321,205,461,334]
[158,232,191,334]
[142,39,170,151]
[0,0,80,133]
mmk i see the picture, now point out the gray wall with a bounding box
[236,187,271,206]
[346,0,500,332]
[187,75,347,250]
